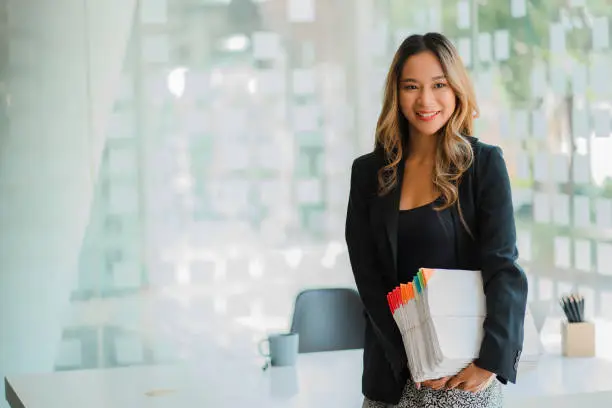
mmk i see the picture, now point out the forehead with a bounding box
[400,51,445,80]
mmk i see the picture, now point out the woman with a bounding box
[345,32,528,408]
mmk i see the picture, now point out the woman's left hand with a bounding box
[446,363,495,393]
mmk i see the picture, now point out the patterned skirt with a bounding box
[362,377,503,408]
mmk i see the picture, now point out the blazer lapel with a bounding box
[381,158,405,274]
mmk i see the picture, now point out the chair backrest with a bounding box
[289,288,365,353]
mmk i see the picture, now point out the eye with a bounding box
[402,84,418,90]
[433,83,447,89]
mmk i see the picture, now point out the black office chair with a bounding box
[289,288,366,353]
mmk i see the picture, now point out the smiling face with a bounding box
[398,50,457,138]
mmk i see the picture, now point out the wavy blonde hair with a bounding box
[375,33,479,218]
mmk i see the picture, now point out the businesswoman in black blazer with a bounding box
[345,32,528,407]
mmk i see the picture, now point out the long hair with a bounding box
[375,33,478,221]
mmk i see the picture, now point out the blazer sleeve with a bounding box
[345,159,407,380]
[473,146,528,384]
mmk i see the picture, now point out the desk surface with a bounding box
[6,348,612,408]
[5,350,364,408]
[6,319,612,407]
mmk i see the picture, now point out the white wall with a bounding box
[0,0,135,403]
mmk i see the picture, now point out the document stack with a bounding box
[387,268,541,383]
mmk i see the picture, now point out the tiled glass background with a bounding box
[1,0,612,401]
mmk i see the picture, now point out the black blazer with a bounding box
[345,137,528,404]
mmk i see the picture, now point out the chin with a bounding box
[414,125,445,137]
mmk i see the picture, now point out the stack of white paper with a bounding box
[387,268,542,383]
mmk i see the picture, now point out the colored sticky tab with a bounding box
[414,275,422,293]
[419,270,426,289]
[420,268,434,285]
[411,281,419,299]
[394,287,402,309]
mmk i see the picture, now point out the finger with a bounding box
[470,377,493,393]
[422,377,446,386]
[475,376,495,393]
[428,377,449,390]
[450,365,476,390]
[473,384,486,393]
[421,381,436,389]
[422,378,441,385]
[415,382,421,390]
[436,376,450,387]
[447,368,468,389]
[449,381,465,390]
[458,381,479,392]
[446,377,462,390]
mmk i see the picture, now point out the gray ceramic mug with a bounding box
[258,332,299,367]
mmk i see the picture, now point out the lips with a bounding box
[415,111,441,122]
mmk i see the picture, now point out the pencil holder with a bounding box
[561,321,595,357]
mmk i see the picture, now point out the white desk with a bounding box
[5,350,364,408]
[505,354,612,407]
[6,319,612,407]
[6,348,612,408]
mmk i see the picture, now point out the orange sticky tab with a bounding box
[421,268,434,285]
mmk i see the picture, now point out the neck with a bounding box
[406,130,438,163]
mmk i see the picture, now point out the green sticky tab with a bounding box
[420,269,426,288]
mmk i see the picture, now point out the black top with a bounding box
[397,198,457,283]
[345,138,528,404]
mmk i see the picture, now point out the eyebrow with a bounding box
[400,75,446,83]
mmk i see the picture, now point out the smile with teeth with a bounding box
[416,111,440,118]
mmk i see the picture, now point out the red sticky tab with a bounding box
[389,289,397,313]
[393,288,401,311]
[393,290,399,312]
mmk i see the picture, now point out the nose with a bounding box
[417,87,435,107]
